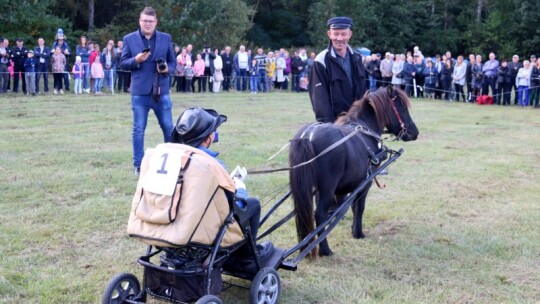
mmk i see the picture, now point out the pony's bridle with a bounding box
[389,96,407,140]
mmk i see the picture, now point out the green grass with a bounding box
[1,91,539,303]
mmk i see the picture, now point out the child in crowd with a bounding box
[249,58,258,94]
[91,55,104,95]
[175,54,185,92]
[24,50,36,96]
[51,46,66,94]
[193,53,205,93]
[184,61,194,94]
[72,56,84,94]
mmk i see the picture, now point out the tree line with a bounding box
[2,0,538,58]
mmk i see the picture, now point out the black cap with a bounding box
[327,17,353,30]
[530,54,537,59]
[171,107,227,147]
[16,37,23,42]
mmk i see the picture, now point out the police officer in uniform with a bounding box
[308,17,367,123]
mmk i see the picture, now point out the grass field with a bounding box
[1,90,539,304]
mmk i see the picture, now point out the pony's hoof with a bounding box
[319,248,333,257]
[352,231,365,239]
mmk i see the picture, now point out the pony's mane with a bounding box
[336,87,411,129]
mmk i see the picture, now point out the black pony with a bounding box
[289,86,419,258]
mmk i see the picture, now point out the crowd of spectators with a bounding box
[169,45,314,94]
[367,46,540,108]
[1,31,538,108]
[0,30,129,96]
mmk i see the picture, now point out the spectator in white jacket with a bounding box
[391,54,404,89]
[516,60,531,107]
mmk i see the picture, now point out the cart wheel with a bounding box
[249,267,281,304]
[102,272,141,304]
[195,295,223,304]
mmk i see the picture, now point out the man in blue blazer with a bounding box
[120,6,176,175]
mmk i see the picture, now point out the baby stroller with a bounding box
[102,144,284,304]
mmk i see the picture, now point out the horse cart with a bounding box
[102,87,418,304]
[102,144,404,304]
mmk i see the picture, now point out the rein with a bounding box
[247,124,382,175]
[249,94,407,176]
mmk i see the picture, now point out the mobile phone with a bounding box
[142,47,151,53]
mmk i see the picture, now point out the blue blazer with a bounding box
[120,29,175,96]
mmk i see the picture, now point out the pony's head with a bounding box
[366,86,419,141]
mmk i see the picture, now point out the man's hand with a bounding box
[135,51,151,64]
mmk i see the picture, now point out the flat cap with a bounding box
[327,17,353,29]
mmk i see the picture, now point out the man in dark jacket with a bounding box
[291,50,303,92]
[34,37,51,93]
[402,55,416,97]
[12,38,28,94]
[221,46,233,91]
[508,55,522,105]
[366,53,381,92]
[201,46,215,92]
[308,16,367,123]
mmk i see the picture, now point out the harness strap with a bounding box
[389,96,408,140]
[248,124,381,175]
[256,210,295,240]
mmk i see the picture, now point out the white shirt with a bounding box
[238,52,248,69]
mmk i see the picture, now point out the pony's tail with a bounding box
[289,136,318,260]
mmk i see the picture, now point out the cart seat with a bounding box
[127,143,245,248]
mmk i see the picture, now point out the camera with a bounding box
[156,58,167,72]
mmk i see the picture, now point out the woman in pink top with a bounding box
[193,53,205,93]
[91,55,105,94]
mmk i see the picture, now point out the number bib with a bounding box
[142,146,185,196]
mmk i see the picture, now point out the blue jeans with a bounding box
[94,78,102,92]
[369,75,377,91]
[35,63,49,92]
[131,94,174,168]
[517,86,530,107]
[250,74,258,92]
[258,69,267,92]
[83,63,90,89]
[104,68,115,89]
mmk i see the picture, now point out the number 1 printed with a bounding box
[157,153,169,174]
